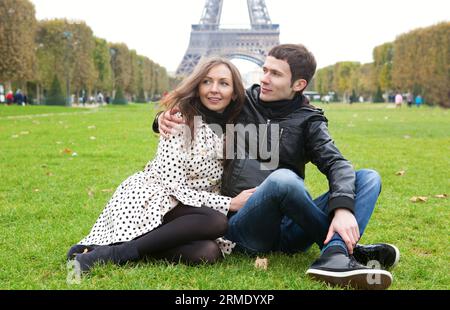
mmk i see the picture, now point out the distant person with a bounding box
[14,89,24,106]
[97,92,104,104]
[105,95,110,104]
[359,96,364,103]
[395,93,403,108]
[415,94,423,107]
[406,92,413,108]
[6,91,14,106]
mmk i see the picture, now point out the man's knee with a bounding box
[357,169,382,192]
[266,169,305,194]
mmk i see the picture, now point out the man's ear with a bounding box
[292,79,308,93]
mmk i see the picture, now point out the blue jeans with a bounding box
[225,169,381,254]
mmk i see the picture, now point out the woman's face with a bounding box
[198,64,234,113]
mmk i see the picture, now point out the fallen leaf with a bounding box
[90,136,96,140]
[34,189,40,192]
[410,196,428,203]
[88,125,96,129]
[61,148,73,155]
[46,172,53,176]
[434,194,447,199]
[254,257,268,270]
[88,189,94,197]
[395,170,406,176]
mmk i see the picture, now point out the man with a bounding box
[154,44,399,289]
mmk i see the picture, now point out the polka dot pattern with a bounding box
[78,120,236,255]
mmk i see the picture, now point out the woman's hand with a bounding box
[158,107,184,138]
[229,188,257,212]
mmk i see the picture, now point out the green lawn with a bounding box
[0,103,449,290]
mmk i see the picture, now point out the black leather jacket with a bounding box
[221,85,356,216]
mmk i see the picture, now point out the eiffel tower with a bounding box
[176,0,280,76]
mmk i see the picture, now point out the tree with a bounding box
[0,0,37,90]
[113,86,127,105]
[46,74,65,105]
[392,22,449,107]
[373,42,393,96]
[333,62,360,102]
[93,37,113,94]
[109,43,132,99]
[127,50,139,99]
[68,21,97,99]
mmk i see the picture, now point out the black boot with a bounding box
[306,246,393,290]
[66,244,98,261]
[353,243,400,269]
[74,243,140,272]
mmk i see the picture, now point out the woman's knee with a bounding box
[191,240,222,265]
[207,210,228,237]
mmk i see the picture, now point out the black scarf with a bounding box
[257,92,307,119]
[193,100,237,132]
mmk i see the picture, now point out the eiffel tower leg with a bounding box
[176,53,203,76]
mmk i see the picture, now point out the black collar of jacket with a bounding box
[246,84,312,119]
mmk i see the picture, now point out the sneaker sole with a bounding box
[306,268,393,290]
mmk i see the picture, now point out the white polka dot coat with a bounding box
[78,118,236,255]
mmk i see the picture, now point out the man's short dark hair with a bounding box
[268,44,317,86]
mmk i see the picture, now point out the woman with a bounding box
[68,58,254,272]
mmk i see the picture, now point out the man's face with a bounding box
[259,56,297,102]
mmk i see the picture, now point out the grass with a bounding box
[0,103,449,290]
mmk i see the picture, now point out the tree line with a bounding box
[0,0,171,105]
[313,22,449,108]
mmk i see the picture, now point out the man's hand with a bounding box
[229,188,257,212]
[324,208,360,254]
[158,107,184,138]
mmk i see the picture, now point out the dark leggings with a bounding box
[68,205,228,265]
[135,204,228,264]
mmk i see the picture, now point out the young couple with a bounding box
[68,44,399,290]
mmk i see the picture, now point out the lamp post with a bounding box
[63,31,73,106]
[109,47,117,101]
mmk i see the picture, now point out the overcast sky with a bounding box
[30,0,449,73]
